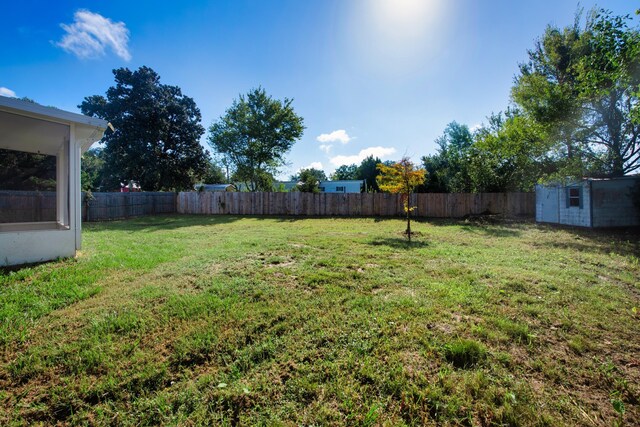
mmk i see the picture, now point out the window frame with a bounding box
[566,186,583,209]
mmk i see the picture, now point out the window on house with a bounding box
[568,187,581,208]
[336,186,345,192]
[0,111,71,230]
[318,187,325,192]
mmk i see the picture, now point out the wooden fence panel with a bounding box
[177,192,534,218]
[82,192,177,221]
[1,190,534,223]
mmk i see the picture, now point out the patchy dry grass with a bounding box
[0,215,638,426]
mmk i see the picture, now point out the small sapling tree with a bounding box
[376,157,427,242]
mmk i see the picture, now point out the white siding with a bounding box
[536,184,559,223]
[0,228,76,266]
[592,179,640,227]
[558,182,591,227]
[319,181,363,193]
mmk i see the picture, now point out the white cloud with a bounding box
[57,10,131,61]
[470,123,482,133]
[0,87,17,98]
[329,146,397,166]
[319,144,333,154]
[317,129,352,144]
[301,162,324,171]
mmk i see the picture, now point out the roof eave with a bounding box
[0,95,108,129]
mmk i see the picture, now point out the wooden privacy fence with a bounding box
[0,191,177,223]
[177,192,535,218]
[1,191,534,223]
[0,191,56,223]
[82,192,177,221]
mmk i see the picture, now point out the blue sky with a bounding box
[1,0,635,179]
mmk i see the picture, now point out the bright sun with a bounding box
[350,0,450,71]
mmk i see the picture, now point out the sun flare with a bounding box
[350,0,450,72]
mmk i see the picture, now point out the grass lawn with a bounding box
[1,215,639,426]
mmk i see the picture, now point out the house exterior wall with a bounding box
[0,100,105,266]
[591,178,640,227]
[0,228,76,266]
[319,180,363,193]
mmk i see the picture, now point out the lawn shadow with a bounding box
[369,237,430,249]
[84,214,246,232]
[418,216,530,238]
[459,224,523,238]
[534,223,640,258]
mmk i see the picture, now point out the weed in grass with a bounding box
[568,335,590,354]
[493,317,534,344]
[443,339,487,369]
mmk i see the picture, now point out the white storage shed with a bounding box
[535,176,640,228]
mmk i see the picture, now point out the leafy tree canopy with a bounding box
[208,87,305,192]
[421,121,473,192]
[513,8,640,177]
[468,111,553,192]
[296,168,326,193]
[290,168,327,182]
[200,161,227,185]
[330,164,358,181]
[81,148,106,192]
[357,155,383,192]
[80,66,209,191]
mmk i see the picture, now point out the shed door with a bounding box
[538,186,559,223]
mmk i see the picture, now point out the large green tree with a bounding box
[513,9,640,177]
[356,155,383,192]
[468,111,553,192]
[208,88,305,192]
[330,164,358,180]
[421,121,474,192]
[295,168,326,193]
[80,66,209,191]
[290,168,327,183]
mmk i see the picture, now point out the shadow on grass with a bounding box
[84,214,244,232]
[534,223,640,257]
[459,225,523,238]
[369,237,430,249]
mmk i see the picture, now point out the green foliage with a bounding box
[80,148,105,191]
[0,148,56,191]
[295,168,326,192]
[468,112,553,192]
[330,164,358,180]
[512,8,640,177]
[290,167,327,183]
[421,121,473,192]
[80,66,209,191]
[208,87,305,192]
[443,339,487,368]
[358,155,383,192]
[200,161,227,184]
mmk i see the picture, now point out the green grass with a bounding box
[0,215,638,425]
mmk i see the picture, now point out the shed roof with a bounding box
[0,95,108,155]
